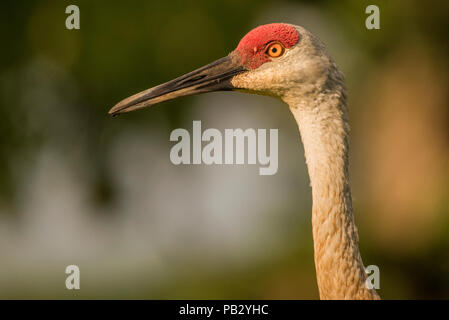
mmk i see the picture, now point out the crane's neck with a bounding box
[284,88,379,300]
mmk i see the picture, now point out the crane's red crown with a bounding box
[235,23,300,70]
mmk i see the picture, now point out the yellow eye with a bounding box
[266,42,284,58]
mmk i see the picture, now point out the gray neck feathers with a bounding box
[285,67,379,299]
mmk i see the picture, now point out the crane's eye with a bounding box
[266,42,284,58]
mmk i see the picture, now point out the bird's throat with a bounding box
[287,93,380,300]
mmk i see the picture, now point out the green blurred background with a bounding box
[0,0,448,299]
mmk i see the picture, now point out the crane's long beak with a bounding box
[108,52,247,115]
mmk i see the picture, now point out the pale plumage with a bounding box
[110,23,380,300]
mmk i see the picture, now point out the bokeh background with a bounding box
[0,0,448,299]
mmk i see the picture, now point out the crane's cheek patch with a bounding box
[235,23,299,70]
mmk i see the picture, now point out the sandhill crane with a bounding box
[109,23,380,300]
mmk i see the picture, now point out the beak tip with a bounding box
[108,108,119,116]
[108,102,128,116]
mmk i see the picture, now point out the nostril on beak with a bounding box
[178,74,207,86]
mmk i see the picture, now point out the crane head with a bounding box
[109,23,333,115]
